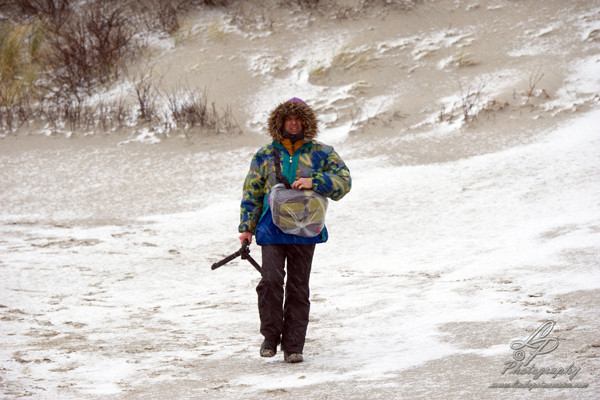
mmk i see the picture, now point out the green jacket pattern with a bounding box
[239,140,351,235]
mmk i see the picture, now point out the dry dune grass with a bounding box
[0,0,239,135]
[1,0,421,136]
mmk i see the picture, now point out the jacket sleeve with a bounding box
[310,147,351,201]
[239,151,267,233]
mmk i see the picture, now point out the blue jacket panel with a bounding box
[255,209,328,245]
[240,140,351,246]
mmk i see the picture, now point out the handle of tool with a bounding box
[211,250,241,270]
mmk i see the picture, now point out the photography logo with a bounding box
[489,320,589,390]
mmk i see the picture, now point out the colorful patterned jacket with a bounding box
[239,99,351,245]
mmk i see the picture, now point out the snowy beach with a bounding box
[1,0,600,398]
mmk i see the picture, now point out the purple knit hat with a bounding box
[287,97,308,106]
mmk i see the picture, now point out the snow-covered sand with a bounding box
[1,0,599,398]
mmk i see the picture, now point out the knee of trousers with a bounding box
[258,266,285,286]
[256,275,284,293]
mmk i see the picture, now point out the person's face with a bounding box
[283,114,303,135]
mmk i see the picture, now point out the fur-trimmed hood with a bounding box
[267,98,318,143]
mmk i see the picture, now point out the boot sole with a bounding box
[260,349,276,358]
[284,353,304,363]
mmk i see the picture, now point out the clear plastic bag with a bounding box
[269,183,328,237]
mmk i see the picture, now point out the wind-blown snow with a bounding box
[1,1,600,397]
[1,105,598,397]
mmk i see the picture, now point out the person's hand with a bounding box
[239,231,253,245]
[292,177,313,190]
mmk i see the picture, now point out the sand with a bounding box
[1,0,599,398]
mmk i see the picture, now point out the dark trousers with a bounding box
[257,243,315,354]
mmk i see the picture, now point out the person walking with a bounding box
[239,97,351,363]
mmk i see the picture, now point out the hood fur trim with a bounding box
[267,99,318,143]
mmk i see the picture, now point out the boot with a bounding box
[260,340,277,358]
[284,352,303,363]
